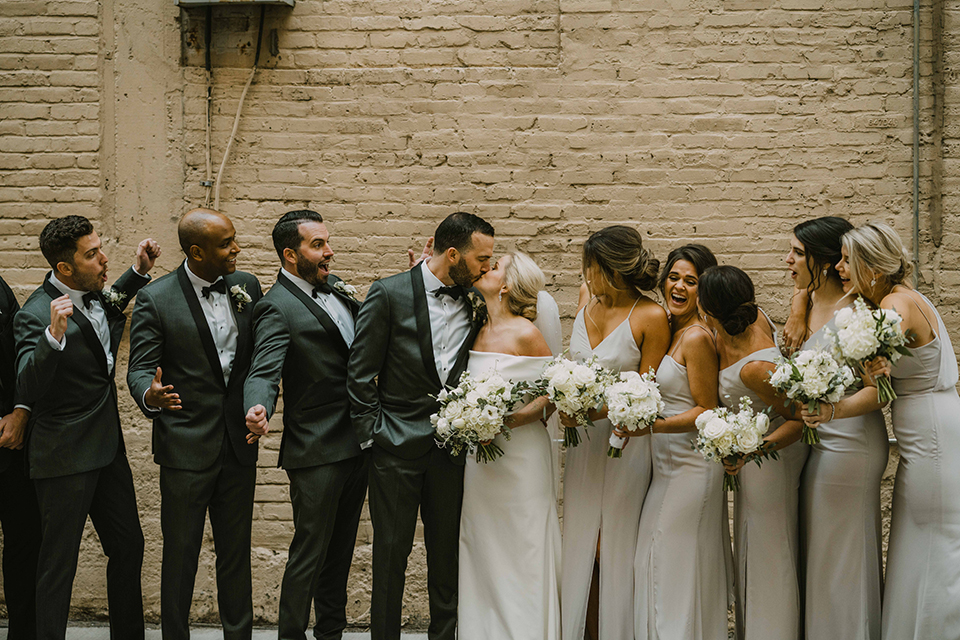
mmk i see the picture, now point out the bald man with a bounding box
[128,209,262,640]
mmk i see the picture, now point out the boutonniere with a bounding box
[102,286,127,308]
[230,284,252,312]
[333,279,359,302]
[467,291,487,324]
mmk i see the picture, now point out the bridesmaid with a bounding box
[785,217,887,640]
[837,222,960,640]
[617,244,731,640]
[697,265,808,640]
[561,226,671,640]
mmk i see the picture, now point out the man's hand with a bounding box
[135,238,162,275]
[0,408,30,450]
[144,367,181,411]
[245,404,269,444]
[49,294,73,343]
[407,237,433,269]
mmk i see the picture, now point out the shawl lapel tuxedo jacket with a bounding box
[347,265,481,463]
[0,276,21,474]
[127,264,262,471]
[243,272,362,469]
[13,268,148,479]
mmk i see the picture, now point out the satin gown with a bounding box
[800,318,887,640]
[634,328,731,640]
[882,293,960,639]
[458,352,562,640]
[562,304,651,640]
[719,347,809,640]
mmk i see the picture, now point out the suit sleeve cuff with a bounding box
[141,388,161,414]
[131,264,151,279]
[44,327,65,351]
[14,404,31,413]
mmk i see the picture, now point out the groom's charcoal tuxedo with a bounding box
[0,275,41,640]
[127,263,261,640]
[243,271,366,640]
[14,268,149,639]
[348,263,481,640]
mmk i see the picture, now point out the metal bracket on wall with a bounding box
[176,0,293,6]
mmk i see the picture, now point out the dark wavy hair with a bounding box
[697,265,758,336]
[657,244,718,295]
[582,225,659,295]
[273,209,323,259]
[793,216,853,295]
[39,215,94,269]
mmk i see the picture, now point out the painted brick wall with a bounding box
[1,0,955,628]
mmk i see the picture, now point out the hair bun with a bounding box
[722,301,758,336]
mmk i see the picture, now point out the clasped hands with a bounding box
[799,356,892,430]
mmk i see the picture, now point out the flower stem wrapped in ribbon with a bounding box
[827,296,913,404]
[605,369,663,458]
[769,348,856,445]
[694,397,779,491]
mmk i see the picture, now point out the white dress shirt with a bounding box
[280,268,355,347]
[421,261,471,384]
[46,269,147,373]
[184,260,239,385]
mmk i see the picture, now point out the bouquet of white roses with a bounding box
[694,396,778,491]
[770,348,857,445]
[431,369,519,463]
[605,369,663,458]
[827,296,912,403]
[534,355,617,448]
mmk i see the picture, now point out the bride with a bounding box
[458,251,562,640]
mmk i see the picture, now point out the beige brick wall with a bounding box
[0,0,956,627]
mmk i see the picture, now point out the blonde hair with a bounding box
[503,252,544,321]
[842,222,913,293]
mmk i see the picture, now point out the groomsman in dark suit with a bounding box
[0,274,41,640]
[347,212,495,640]
[244,210,366,640]
[127,208,262,640]
[14,215,159,639]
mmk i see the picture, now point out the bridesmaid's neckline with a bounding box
[580,298,641,352]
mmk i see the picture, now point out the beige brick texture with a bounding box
[1,0,958,628]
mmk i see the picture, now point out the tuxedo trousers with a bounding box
[0,448,41,640]
[33,446,145,640]
[279,455,368,640]
[368,444,464,640]
[159,434,256,640]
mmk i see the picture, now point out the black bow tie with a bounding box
[312,281,333,297]
[81,292,98,309]
[435,285,464,301]
[201,279,227,299]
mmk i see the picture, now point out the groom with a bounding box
[347,212,495,640]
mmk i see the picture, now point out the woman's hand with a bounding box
[800,402,832,429]
[723,455,746,475]
[865,356,892,383]
[559,412,578,430]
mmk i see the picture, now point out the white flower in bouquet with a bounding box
[828,296,912,403]
[770,347,857,444]
[536,355,616,448]
[605,369,664,458]
[430,369,519,463]
[693,396,779,491]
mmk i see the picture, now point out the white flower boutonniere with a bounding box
[102,287,127,308]
[333,280,358,301]
[230,284,252,312]
[467,291,487,324]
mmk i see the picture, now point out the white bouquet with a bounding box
[827,296,912,403]
[535,355,617,448]
[770,348,856,445]
[694,396,778,491]
[431,369,518,463]
[605,369,663,458]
